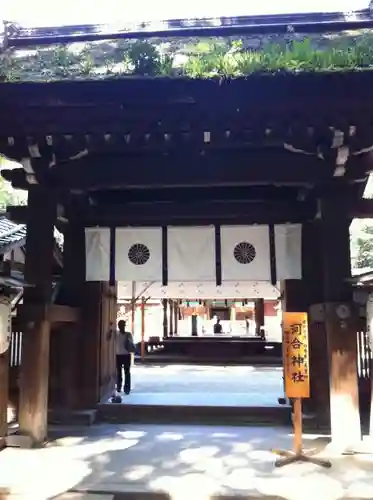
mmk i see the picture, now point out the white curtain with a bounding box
[167,226,216,281]
[221,225,271,281]
[275,224,302,280]
[85,227,110,281]
[115,227,163,281]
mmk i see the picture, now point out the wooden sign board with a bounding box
[283,312,310,399]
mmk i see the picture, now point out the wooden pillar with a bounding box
[255,298,265,336]
[173,301,179,335]
[206,304,211,320]
[79,282,102,407]
[18,187,56,444]
[367,294,373,435]
[131,282,136,335]
[301,221,330,423]
[169,300,174,336]
[140,297,146,360]
[0,254,9,447]
[0,349,9,449]
[321,196,361,448]
[101,283,117,399]
[162,299,168,339]
[230,304,236,322]
[52,220,85,410]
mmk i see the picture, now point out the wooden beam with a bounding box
[1,73,373,134]
[7,186,312,224]
[93,185,302,203]
[82,200,316,226]
[7,11,373,48]
[3,154,371,197]
[17,304,79,325]
[51,150,333,190]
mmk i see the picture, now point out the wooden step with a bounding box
[97,403,291,426]
[136,355,282,366]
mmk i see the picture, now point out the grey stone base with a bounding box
[48,409,98,426]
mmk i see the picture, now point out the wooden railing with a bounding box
[357,329,372,381]
[9,330,22,368]
[7,326,373,381]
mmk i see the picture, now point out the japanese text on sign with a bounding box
[283,312,310,399]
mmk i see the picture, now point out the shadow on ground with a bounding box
[1,424,373,499]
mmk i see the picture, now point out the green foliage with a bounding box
[3,33,373,81]
[127,41,160,76]
[0,176,19,209]
[355,225,373,269]
[0,157,27,208]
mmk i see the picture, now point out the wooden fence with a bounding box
[9,330,22,368]
[357,329,372,381]
[8,326,373,383]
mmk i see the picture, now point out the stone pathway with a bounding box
[2,423,373,499]
[116,365,284,407]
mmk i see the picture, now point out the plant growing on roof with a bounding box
[3,33,373,81]
[127,40,161,76]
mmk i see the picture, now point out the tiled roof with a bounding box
[0,214,64,254]
[0,215,27,254]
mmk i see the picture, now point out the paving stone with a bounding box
[115,365,284,407]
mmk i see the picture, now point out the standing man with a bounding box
[245,316,251,336]
[116,320,135,394]
[213,317,223,334]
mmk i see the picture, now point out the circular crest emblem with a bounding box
[128,243,150,265]
[233,242,256,264]
[336,304,351,320]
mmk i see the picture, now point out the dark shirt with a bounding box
[214,323,223,334]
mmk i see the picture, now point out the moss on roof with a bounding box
[1,31,373,82]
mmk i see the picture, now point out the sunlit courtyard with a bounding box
[1,423,373,499]
[113,364,284,407]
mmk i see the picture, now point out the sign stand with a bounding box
[274,398,331,468]
[273,312,331,468]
